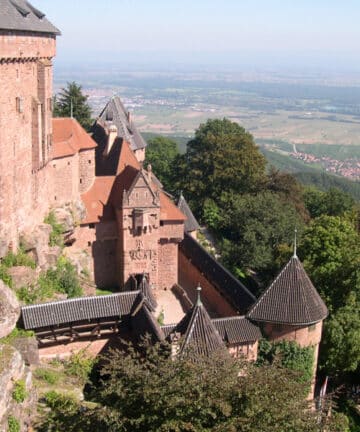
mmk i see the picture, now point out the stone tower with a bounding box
[0,0,60,254]
[247,250,328,396]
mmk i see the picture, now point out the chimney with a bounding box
[127,111,131,124]
[104,124,118,156]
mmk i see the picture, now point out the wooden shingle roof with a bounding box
[247,256,328,325]
[21,292,139,329]
[174,288,226,356]
[213,316,262,344]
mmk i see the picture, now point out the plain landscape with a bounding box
[54,63,360,182]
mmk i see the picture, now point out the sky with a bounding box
[33,0,360,72]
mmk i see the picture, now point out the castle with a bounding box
[1,0,328,397]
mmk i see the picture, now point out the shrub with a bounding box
[44,390,78,410]
[40,256,82,298]
[0,246,36,287]
[64,349,96,383]
[257,339,314,385]
[1,328,34,344]
[44,211,65,247]
[12,380,27,403]
[2,247,35,269]
[7,416,20,432]
[34,368,59,385]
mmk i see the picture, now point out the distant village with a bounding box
[290,151,360,180]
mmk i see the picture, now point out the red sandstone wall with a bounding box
[158,241,178,290]
[79,149,95,193]
[264,321,323,398]
[50,154,79,206]
[178,251,237,318]
[264,321,322,347]
[0,32,56,250]
[0,31,56,59]
[228,340,258,362]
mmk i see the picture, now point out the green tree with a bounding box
[145,136,179,191]
[54,82,93,131]
[320,293,360,375]
[304,187,355,219]
[37,340,345,432]
[220,191,303,274]
[175,118,267,214]
[299,215,360,311]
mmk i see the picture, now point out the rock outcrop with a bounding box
[7,266,39,291]
[0,280,20,338]
[0,344,36,431]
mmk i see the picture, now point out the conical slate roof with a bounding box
[177,193,200,233]
[247,256,328,325]
[175,288,226,356]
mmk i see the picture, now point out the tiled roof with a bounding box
[175,291,226,356]
[52,118,97,160]
[247,256,328,325]
[81,176,116,224]
[159,191,186,222]
[162,316,261,346]
[177,194,200,232]
[213,316,262,344]
[131,297,165,342]
[138,274,157,311]
[21,291,140,330]
[179,233,256,314]
[0,0,60,34]
[97,96,147,152]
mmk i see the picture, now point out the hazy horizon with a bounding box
[33,0,360,76]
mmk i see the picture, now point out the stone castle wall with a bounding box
[178,250,237,318]
[0,32,56,251]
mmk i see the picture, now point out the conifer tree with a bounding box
[54,81,93,131]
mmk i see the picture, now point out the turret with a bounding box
[247,232,328,397]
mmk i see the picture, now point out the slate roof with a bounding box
[162,316,261,345]
[0,0,60,34]
[247,256,328,325]
[213,316,262,344]
[97,96,147,152]
[21,291,139,329]
[131,296,165,342]
[174,289,226,356]
[138,274,157,311]
[179,233,256,314]
[177,193,200,233]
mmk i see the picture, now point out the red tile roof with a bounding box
[159,192,186,221]
[81,139,185,224]
[52,118,97,160]
[81,176,115,224]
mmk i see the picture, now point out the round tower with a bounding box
[247,246,328,397]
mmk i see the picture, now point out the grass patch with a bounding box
[44,211,65,247]
[34,368,59,385]
[7,416,20,432]
[12,379,27,403]
[96,288,114,296]
[0,246,36,288]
